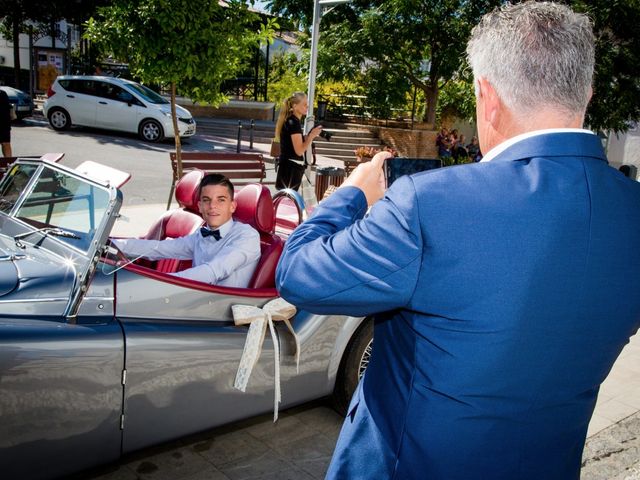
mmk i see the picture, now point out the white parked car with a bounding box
[43,76,196,142]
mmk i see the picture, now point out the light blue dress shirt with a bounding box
[113,219,261,288]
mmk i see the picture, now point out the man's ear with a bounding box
[477,77,501,126]
[230,200,237,213]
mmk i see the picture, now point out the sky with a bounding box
[253,1,269,13]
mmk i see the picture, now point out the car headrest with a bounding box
[234,183,275,234]
[175,169,204,213]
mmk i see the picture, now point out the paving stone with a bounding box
[272,431,337,462]
[123,446,225,480]
[247,467,317,480]
[188,430,270,466]
[582,412,640,479]
[243,414,317,448]
[294,456,333,479]
[217,451,294,480]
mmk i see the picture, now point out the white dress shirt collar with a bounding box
[203,218,234,238]
[480,128,595,163]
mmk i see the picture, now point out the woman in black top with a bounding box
[274,92,322,191]
[0,89,12,157]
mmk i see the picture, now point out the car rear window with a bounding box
[58,79,99,96]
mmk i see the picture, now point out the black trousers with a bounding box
[276,158,306,191]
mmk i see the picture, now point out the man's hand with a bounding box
[341,151,394,205]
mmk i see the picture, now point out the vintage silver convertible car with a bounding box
[0,157,372,480]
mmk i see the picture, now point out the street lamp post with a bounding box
[304,0,352,138]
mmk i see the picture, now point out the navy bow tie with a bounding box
[200,227,221,240]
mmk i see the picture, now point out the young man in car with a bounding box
[113,174,261,288]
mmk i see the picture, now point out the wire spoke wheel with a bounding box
[332,318,373,415]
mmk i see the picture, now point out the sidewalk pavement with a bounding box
[107,135,640,479]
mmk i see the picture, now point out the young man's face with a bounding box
[199,184,236,229]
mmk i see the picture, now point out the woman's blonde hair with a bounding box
[274,92,307,141]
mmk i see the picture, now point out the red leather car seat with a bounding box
[233,183,283,289]
[141,169,204,273]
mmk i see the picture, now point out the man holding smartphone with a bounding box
[276,2,640,479]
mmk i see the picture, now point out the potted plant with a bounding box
[353,146,397,163]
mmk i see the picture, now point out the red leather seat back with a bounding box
[142,170,204,273]
[234,184,283,289]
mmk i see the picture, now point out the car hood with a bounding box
[0,239,75,300]
[1,87,29,102]
[0,254,18,296]
[158,103,192,118]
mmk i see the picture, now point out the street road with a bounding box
[10,117,256,208]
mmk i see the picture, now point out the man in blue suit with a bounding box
[276,1,640,479]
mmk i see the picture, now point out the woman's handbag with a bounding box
[270,139,281,158]
[9,104,17,121]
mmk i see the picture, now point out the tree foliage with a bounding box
[0,1,111,87]
[86,0,275,106]
[266,0,640,132]
[266,0,501,125]
[85,0,276,171]
[568,0,640,132]
[266,52,308,106]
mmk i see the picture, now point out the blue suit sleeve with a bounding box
[276,178,423,316]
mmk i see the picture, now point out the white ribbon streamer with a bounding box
[232,298,298,421]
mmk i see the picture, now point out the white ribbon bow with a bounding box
[232,297,299,421]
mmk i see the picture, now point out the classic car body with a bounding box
[0,157,370,480]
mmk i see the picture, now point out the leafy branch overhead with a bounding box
[85,0,276,176]
[266,0,640,132]
[85,0,277,107]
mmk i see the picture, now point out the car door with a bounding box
[0,272,125,480]
[113,269,298,453]
[60,79,98,127]
[94,82,142,134]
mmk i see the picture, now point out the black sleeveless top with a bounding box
[280,116,304,162]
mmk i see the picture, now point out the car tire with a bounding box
[332,318,373,416]
[48,108,71,131]
[139,119,163,142]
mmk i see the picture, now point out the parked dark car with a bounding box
[0,86,34,120]
[0,157,372,480]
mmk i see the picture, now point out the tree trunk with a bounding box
[171,83,183,178]
[423,82,439,126]
[12,18,21,89]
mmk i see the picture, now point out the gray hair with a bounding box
[466,1,595,116]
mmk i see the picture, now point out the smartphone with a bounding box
[384,157,443,187]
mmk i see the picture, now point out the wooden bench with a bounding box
[168,152,271,209]
[1,153,65,178]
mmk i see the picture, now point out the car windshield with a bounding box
[124,83,168,104]
[0,163,112,252]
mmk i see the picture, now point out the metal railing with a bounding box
[317,93,417,125]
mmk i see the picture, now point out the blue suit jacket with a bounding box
[276,132,640,479]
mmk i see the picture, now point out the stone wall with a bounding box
[178,99,276,121]
[375,124,439,158]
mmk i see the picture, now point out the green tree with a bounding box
[0,0,56,89]
[267,51,308,106]
[267,0,501,125]
[568,0,640,132]
[0,0,108,88]
[85,0,276,174]
[267,0,640,132]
